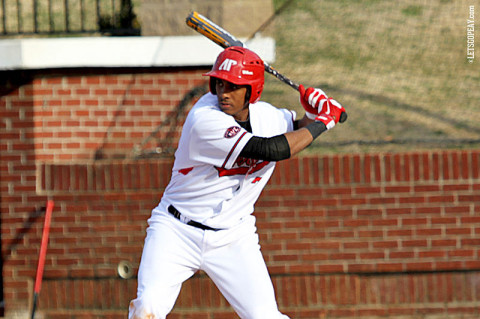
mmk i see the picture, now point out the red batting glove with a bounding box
[315,114,337,130]
[315,99,347,131]
[320,98,347,124]
[299,84,328,120]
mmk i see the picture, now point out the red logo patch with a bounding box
[224,126,241,138]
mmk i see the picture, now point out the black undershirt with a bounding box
[236,119,252,133]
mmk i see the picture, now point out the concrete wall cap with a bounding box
[0,36,275,70]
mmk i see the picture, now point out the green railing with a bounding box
[0,0,140,37]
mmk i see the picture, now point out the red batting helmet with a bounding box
[204,46,265,104]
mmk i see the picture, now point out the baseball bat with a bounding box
[186,11,347,123]
[186,11,300,91]
[31,200,54,319]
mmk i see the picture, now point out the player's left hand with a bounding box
[299,85,328,120]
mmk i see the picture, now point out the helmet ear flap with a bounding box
[209,77,217,95]
[245,87,251,105]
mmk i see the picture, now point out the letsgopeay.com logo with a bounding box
[467,5,475,63]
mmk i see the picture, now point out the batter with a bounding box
[129,47,347,319]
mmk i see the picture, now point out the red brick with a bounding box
[431,239,457,247]
[402,239,428,247]
[415,227,442,236]
[322,157,330,184]
[448,249,475,257]
[413,184,441,193]
[405,262,434,271]
[363,154,372,183]
[342,156,351,183]
[472,151,480,178]
[418,250,446,258]
[458,194,480,202]
[446,227,472,235]
[385,186,412,194]
[343,219,369,227]
[384,154,392,182]
[354,186,381,194]
[445,205,471,214]
[352,155,361,183]
[357,208,383,217]
[461,152,470,178]
[390,251,415,259]
[371,218,398,226]
[402,218,428,226]
[358,230,383,238]
[399,196,426,204]
[432,153,440,180]
[325,186,352,196]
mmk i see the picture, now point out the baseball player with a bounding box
[129,46,346,319]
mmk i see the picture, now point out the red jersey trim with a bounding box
[215,160,270,177]
[221,131,248,168]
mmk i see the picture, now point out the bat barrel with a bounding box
[187,11,299,92]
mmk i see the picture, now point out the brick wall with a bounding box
[1,69,480,318]
[0,68,207,316]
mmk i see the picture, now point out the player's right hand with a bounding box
[300,85,347,124]
[315,114,337,130]
[320,98,347,124]
[299,85,328,120]
[315,98,347,130]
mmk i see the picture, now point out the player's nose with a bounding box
[217,87,231,99]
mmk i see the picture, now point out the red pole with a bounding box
[31,200,54,319]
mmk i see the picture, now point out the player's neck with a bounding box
[236,114,252,133]
[236,114,249,123]
[233,105,250,122]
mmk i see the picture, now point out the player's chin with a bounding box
[219,103,234,114]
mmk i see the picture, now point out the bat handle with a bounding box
[264,61,348,123]
[264,62,300,91]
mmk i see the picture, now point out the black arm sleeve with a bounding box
[239,135,291,161]
[239,122,327,162]
[304,121,327,139]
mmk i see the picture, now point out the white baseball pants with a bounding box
[128,208,289,319]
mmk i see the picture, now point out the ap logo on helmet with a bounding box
[219,59,238,71]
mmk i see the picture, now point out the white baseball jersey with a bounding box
[156,93,295,229]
